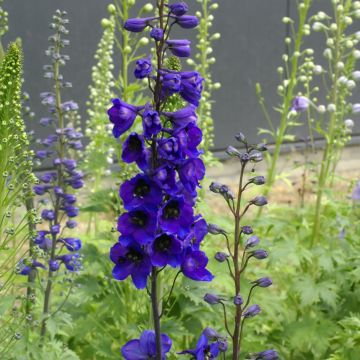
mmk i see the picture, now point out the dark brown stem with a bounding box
[151,267,162,360]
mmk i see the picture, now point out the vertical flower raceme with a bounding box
[22,10,83,339]
[108,2,214,358]
[197,133,278,359]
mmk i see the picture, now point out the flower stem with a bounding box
[151,267,162,360]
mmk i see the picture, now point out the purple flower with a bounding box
[42,134,58,147]
[40,92,56,106]
[34,185,51,195]
[49,259,60,272]
[17,260,46,275]
[61,101,78,112]
[121,330,172,360]
[124,17,155,32]
[117,207,157,245]
[159,196,193,237]
[110,242,151,289]
[150,27,164,41]
[62,159,77,171]
[57,253,81,271]
[142,107,162,138]
[134,57,152,79]
[175,122,203,157]
[291,96,309,112]
[243,304,261,318]
[181,250,213,282]
[64,205,79,218]
[60,237,82,251]
[250,176,266,185]
[208,224,227,236]
[150,233,183,267]
[40,172,57,183]
[120,174,162,210]
[178,158,205,192]
[122,132,148,169]
[179,328,221,359]
[158,137,181,162]
[251,349,279,360]
[167,2,189,16]
[166,39,191,57]
[39,117,53,126]
[107,99,141,138]
[36,150,52,159]
[50,224,60,234]
[153,165,178,195]
[162,73,182,95]
[175,15,199,29]
[35,231,52,250]
[41,209,55,221]
[63,194,77,204]
[163,105,197,129]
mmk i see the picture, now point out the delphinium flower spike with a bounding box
[203,133,278,359]
[20,10,84,339]
[108,1,217,358]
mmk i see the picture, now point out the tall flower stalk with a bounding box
[202,135,277,360]
[188,0,220,163]
[19,10,84,339]
[257,0,312,199]
[107,1,215,358]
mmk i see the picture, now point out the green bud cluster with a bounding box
[84,14,116,179]
[0,0,8,38]
[0,43,36,289]
[188,0,221,165]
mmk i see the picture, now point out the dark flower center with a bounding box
[131,211,147,227]
[125,249,143,264]
[134,179,150,198]
[128,136,142,152]
[154,234,172,252]
[164,201,180,219]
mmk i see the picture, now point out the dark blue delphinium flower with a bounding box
[178,158,205,192]
[166,39,191,57]
[57,253,81,272]
[158,196,193,237]
[252,277,272,288]
[179,328,226,359]
[121,330,172,360]
[181,250,214,282]
[107,99,143,138]
[120,174,162,210]
[162,73,182,95]
[150,233,183,267]
[163,104,197,129]
[134,57,152,79]
[110,242,151,289]
[59,237,82,251]
[109,2,215,357]
[142,106,162,138]
[117,207,157,245]
[122,132,148,166]
[17,260,46,275]
[203,293,223,305]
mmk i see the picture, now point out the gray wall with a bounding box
[3,0,360,151]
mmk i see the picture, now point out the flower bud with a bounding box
[250,196,268,206]
[251,249,268,260]
[243,304,261,318]
[204,293,222,305]
[214,252,229,263]
[245,235,260,248]
[250,176,265,185]
[235,132,246,143]
[241,226,253,235]
[252,277,273,288]
[226,145,241,157]
[208,224,227,236]
[233,294,243,305]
